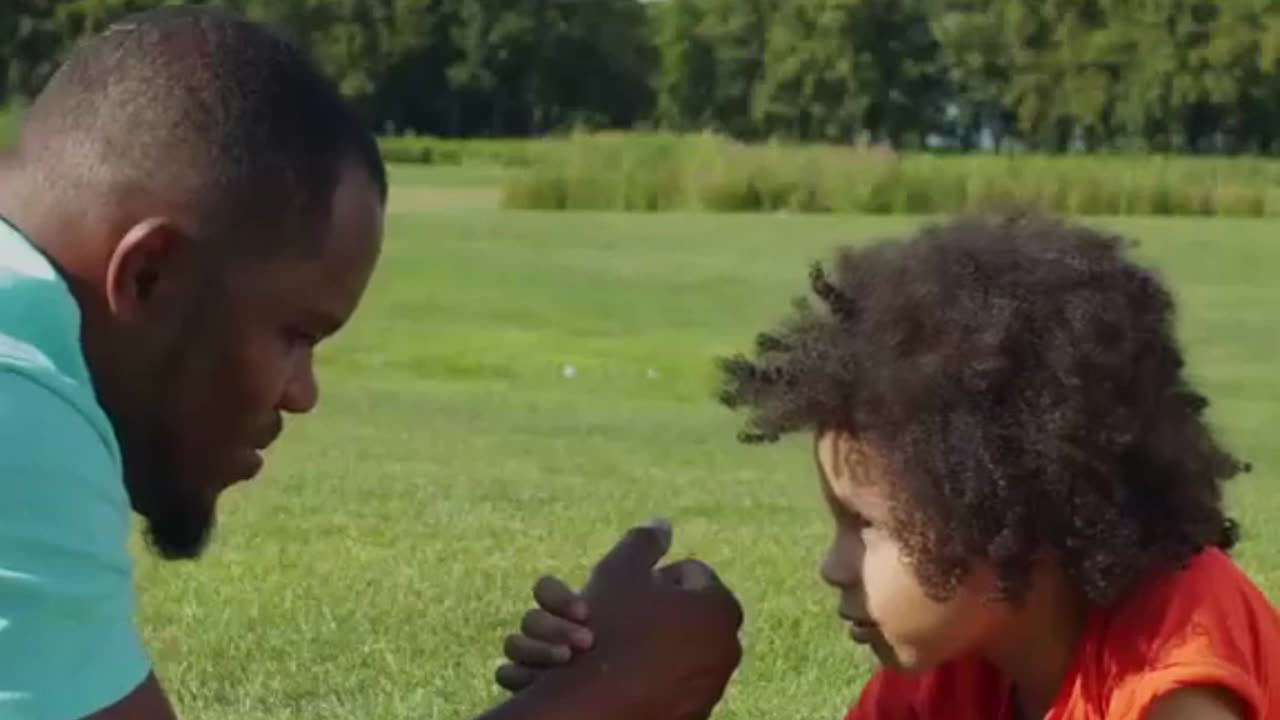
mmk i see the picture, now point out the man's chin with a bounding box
[143,502,218,561]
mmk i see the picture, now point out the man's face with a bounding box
[106,164,383,559]
[814,431,1010,673]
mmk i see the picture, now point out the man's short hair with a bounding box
[17,6,386,253]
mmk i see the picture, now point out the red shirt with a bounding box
[845,548,1279,719]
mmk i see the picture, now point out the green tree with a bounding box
[652,0,774,137]
[754,0,945,145]
[931,0,1016,149]
[3,0,1280,149]
[847,0,947,148]
[448,0,653,136]
[370,0,463,134]
[652,0,717,130]
[753,0,865,141]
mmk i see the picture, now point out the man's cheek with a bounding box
[238,337,295,410]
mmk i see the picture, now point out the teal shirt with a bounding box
[0,218,151,718]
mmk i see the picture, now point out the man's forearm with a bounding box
[475,666,648,720]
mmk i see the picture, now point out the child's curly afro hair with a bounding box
[717,210,1248,607]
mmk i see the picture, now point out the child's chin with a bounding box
[867,640,931,675]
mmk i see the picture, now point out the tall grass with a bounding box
[377,135,536,167]
[494,132,1280,217]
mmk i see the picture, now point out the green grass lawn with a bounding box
[131,195,1279,718]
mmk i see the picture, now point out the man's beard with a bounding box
[124,315,221,561]
[136,428,218,560]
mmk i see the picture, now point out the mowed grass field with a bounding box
[131,164,1279,719]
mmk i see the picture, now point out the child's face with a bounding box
[815,431,1010,673]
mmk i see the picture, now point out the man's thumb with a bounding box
[593,518,673,580]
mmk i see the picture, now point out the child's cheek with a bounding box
[859,533,909,617]
[861,534,942,633]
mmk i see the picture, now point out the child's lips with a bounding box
[847,620,879,644]
[839,609,874,625]
[839,611,879,642]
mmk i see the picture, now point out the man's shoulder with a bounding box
[0,344,122,476]
[0,214,92,386]
[0,343,149,720]
[0,362,131,549]
[0,213,122,469]
[0,217,133,595]
[0,348,147,720]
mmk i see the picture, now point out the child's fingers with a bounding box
[521,607,594,651]
[532,574,588,621]
[494,662,541,693]
[503,633,572,666]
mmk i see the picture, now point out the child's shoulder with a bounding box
[843,656,1006,720]
[1096,547,1276,655]
[844,550,1276,720]
[1077,547,1279,718]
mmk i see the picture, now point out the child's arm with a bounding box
[1140,686,1248,720]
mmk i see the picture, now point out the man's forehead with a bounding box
[272,167,383,318]
[283,250,368,303]
[238,236,373,328]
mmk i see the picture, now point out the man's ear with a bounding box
[104,218,188,320]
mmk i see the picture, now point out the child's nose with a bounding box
[820,545,857,588]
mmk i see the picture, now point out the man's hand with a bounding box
[494,519,743,720]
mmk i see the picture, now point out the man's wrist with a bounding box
[477,661,649,720]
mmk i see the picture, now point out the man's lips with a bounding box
[253,420,282,450]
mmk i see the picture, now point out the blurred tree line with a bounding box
[2,0,1279,153]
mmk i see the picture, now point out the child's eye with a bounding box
[840,507,873,531]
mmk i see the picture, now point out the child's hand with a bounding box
[494,574,594,692]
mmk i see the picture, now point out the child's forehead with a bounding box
[815,430,890,510]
